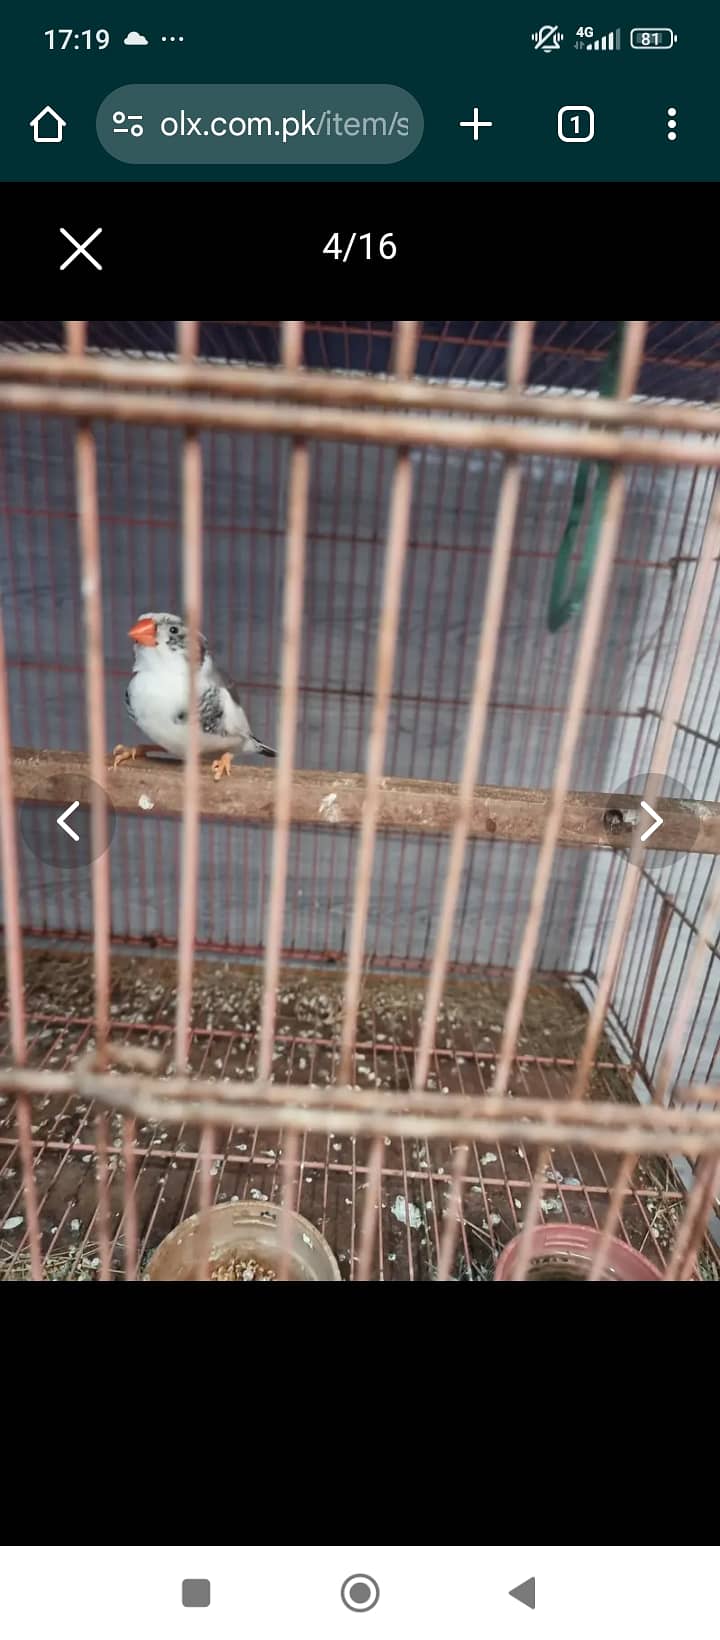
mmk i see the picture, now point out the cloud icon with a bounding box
[123,30,149,44]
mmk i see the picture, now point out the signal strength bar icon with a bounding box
[576,27,621,48]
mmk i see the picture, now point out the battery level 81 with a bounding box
[630,28,678,48]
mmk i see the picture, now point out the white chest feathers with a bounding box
[127,647,193,756]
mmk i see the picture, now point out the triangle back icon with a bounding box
[509,1579,535,1611]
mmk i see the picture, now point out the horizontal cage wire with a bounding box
[0,317,719,1283]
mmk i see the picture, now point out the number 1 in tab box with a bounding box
[558,105,595,143]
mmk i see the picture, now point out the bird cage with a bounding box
[1,318,719,1282]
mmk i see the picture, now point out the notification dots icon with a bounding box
[667,107,678,140]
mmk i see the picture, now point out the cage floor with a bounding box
[1,951,717,1280]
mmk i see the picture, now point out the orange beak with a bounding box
[128,617,157,647]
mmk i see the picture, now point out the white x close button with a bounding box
[59,226,103,270]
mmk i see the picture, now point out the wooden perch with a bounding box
[3,1064,720,1153]
[10,748,720,852]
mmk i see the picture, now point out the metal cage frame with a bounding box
[1,318,719,1281]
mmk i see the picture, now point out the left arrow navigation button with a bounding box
[19,776,117,869]
[56,800,80,841]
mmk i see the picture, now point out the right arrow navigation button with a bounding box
[509,1578,535,1611]
[640,800,663,842]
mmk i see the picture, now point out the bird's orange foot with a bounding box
[212,752,233,781]
[112,744,149,770]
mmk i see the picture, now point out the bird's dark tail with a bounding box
[253,740,276,758]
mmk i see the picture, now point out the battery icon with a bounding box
[630,27,677,47]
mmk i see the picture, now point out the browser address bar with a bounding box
[97,83,424,163]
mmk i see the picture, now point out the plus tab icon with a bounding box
[459,107,493,139]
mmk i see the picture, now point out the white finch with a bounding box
[113,611,276,780]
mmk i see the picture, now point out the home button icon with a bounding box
[30,105,67,143]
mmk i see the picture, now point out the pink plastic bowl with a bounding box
[494,1223,663,1281]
